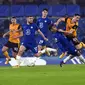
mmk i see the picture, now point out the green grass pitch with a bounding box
[0,64,85,85]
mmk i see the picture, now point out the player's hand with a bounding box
[44,38,48,41]
[54,23,57,26]
[58,29,64,32]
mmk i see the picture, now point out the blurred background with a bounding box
[0,0,85,60]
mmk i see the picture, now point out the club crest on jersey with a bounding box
[39,22,43,28]
[45,20,47,23]
[31,26,33,29]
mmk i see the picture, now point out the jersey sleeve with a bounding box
[18,24,21,30]
[35,24,39,31]
[48,19,53,25]
[21,24,26,31]
[36,19,39,27]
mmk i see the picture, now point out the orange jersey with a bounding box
[9,24,21,44]
[65,18,78,37]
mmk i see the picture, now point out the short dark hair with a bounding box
[42,8,48,12]
[27,16,33,17]
[49,24,55,31]
[11,16,16,19]
[74,14,80,16]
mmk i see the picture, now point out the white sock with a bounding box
[78,55,85,64]
[16,55,21,60]
[46,48,57,52]
[39,49,45,54]
[63,55,72,63]
[16,55,21,65]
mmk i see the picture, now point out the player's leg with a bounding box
[38,45,42,52]
[72,37,80,46]
[12,43,20,59]
[38,38,50,56]
[56,41,68,58]
[76,50,85,63]
[43,46,51,56]
[46,47,57,54]
[60,55,74,67]
[59,52,67,58]
[30,45,46,57]
[38,38,44,52]
[16,45,26,65]
[2,41,11,64]
[2,46,11,64]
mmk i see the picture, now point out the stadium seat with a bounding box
[25,5,38,16]
[66,5,80,16]
[38,4,52,16]
[83,7,85,16]
[51,5,66,17]
[11,5,24,16]
[0,5,9,16]
[80,7,84,16]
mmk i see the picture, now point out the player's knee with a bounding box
[76,51,81,56]
[12,52,17,58]
[2,47,7,53]
[18,49,23,55]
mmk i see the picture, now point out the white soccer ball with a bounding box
[26,59,35,67]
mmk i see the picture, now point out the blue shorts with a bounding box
[56,41,66,53]
[22,42,38,54]
[54,33,77,55]
[37,36,46,46]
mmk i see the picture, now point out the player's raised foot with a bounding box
[45,49,50,56]
[5,58,11,64]
[60,61,65,67]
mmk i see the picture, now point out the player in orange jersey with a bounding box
[2,17,22,64]
[55,14,81,58]
[55,14,80,46]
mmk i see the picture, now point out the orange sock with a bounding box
[3,51,10,59]
[59,53,65,59]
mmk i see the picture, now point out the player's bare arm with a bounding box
[55,17,65,26]
[37,29,48,41]
[58,28,74,34]
[3,31,10,38]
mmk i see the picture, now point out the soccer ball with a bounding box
[26,59,35,67]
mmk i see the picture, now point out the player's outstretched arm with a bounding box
[58,29,74,35]
[3,31,10,38]
[55,17,65,26]
[37,29,48,41]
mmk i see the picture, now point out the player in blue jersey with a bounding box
[49,24,85,67]
[37,8,53,55]
[16,16,48,66]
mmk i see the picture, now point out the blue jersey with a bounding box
[37,17,52,37]
[21,23,39,54]
[22,23,38,43]
[53,32,77,56]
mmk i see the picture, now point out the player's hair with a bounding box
[27,16,33,17]
[49,24,55,31]
[11,16,16,19]
[42,8,48,12]
[74,14,80,16]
